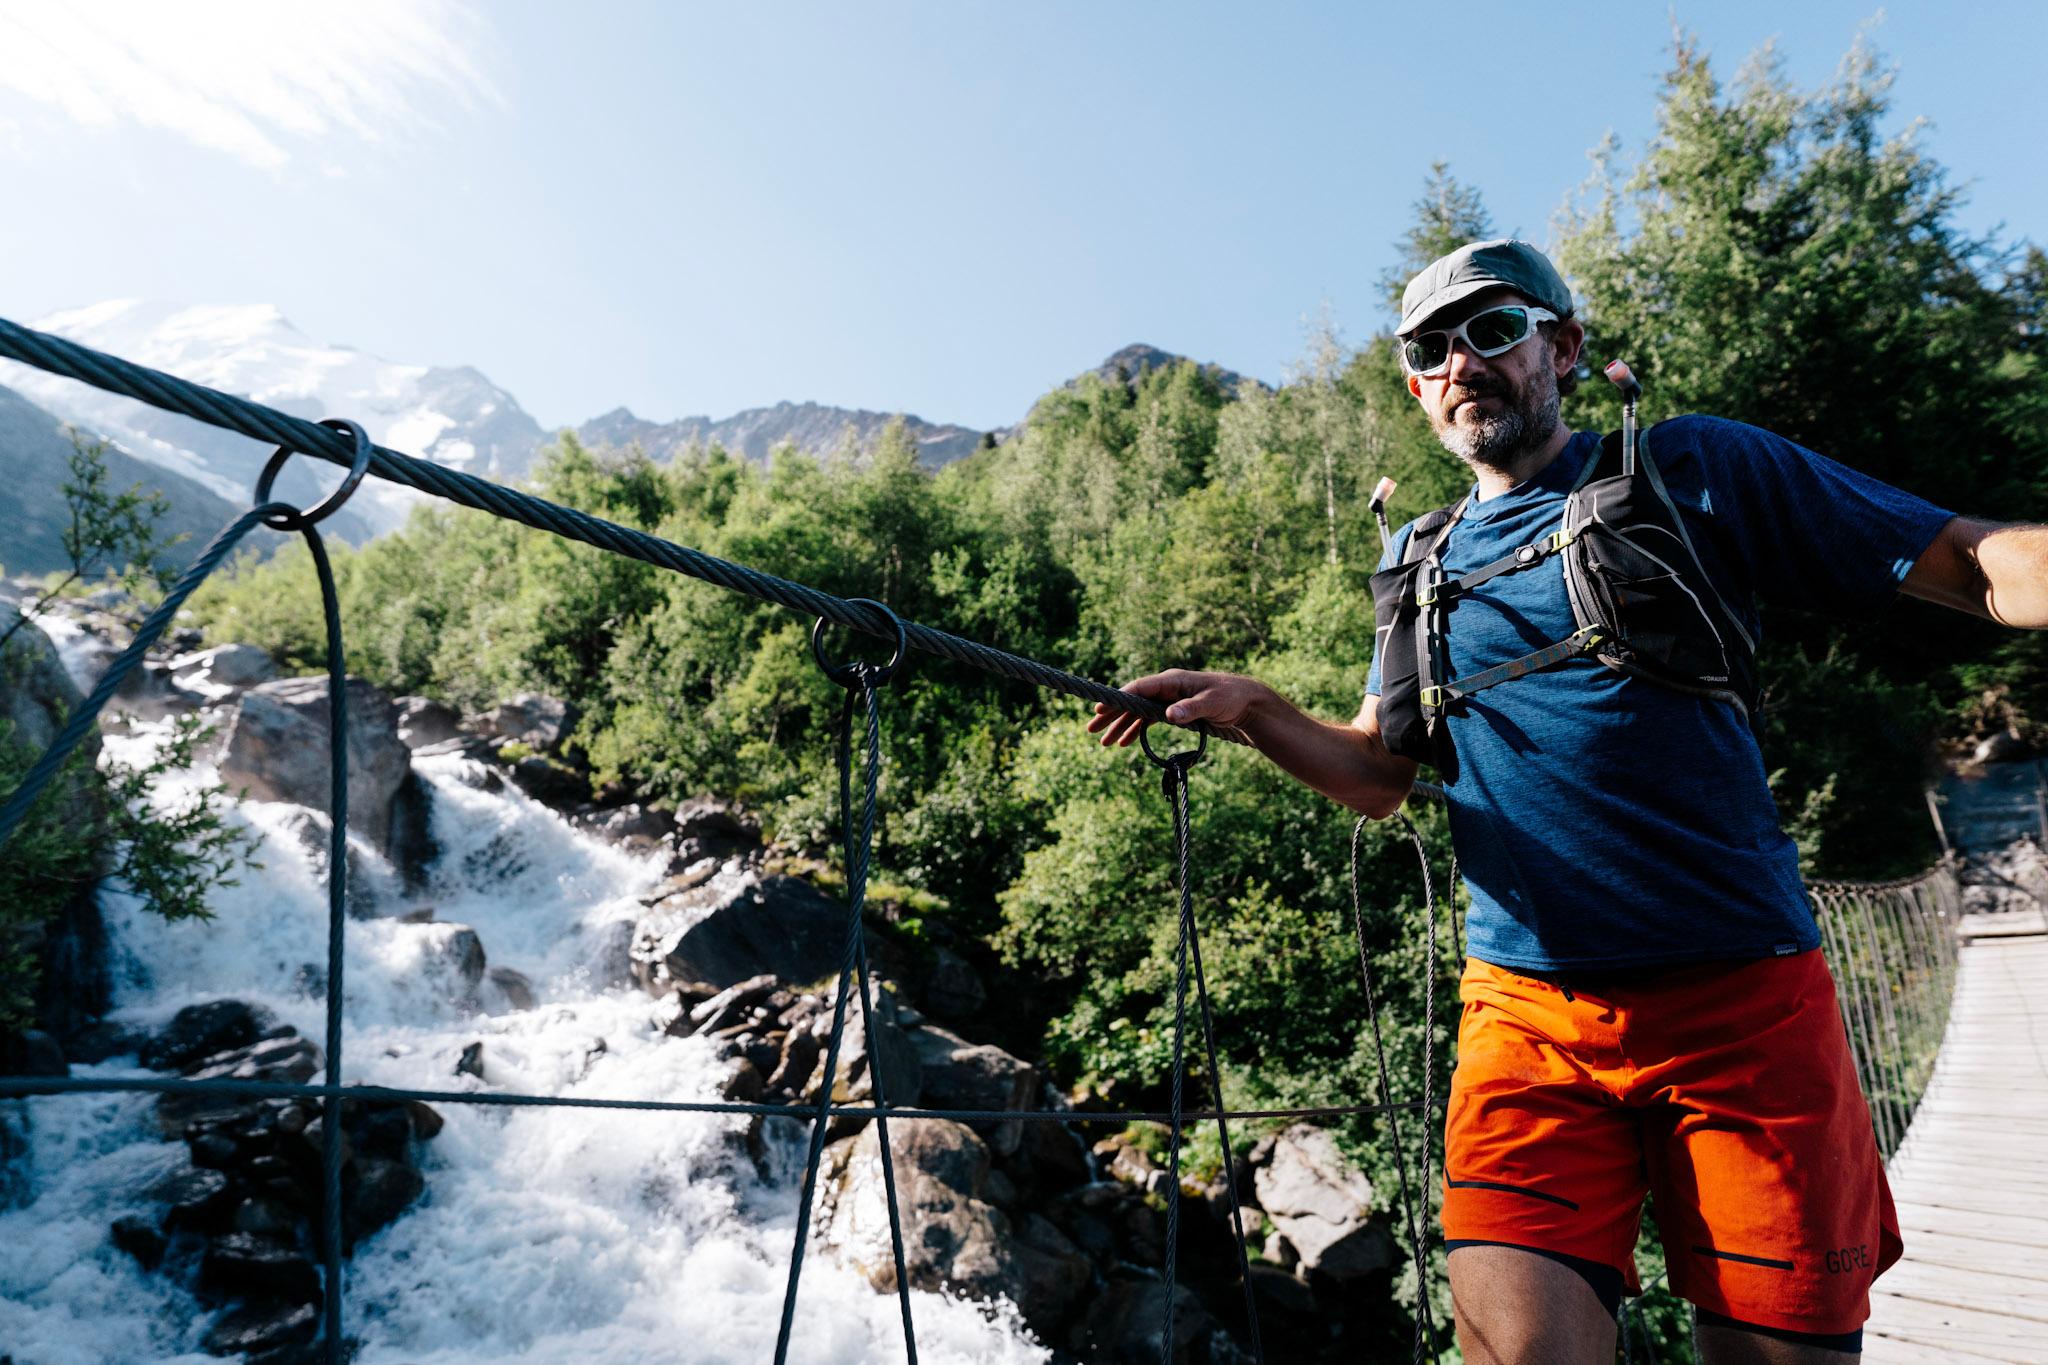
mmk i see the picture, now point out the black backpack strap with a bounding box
[1633,424,1757,655]
[1411,498,1467,726]
[1422,624,1607,710]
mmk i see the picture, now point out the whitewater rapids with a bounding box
[0,713,1048,1364]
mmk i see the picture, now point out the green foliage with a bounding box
[1380,160,1496,320]
[0,715,255,1026]
[100,714,258,924]
[0,432,187,658]
[0,731,98,1024]
[0,437,253,1024]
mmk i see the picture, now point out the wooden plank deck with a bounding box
[1866,930,2048,1364]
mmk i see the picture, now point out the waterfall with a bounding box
[0,714,1048,1364]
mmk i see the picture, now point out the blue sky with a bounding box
[1,2,2042,432]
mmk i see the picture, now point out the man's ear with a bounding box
[1553,319,1587,377]
[1407,373,1423,398]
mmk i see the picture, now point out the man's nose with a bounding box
[1443,337,1489,384]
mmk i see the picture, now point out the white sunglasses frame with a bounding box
[1401,304,1560,377]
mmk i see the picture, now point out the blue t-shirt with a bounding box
[1365,415,1952,972]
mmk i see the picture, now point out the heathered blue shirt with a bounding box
[1365,415,1953,972]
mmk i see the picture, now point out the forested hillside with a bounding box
[183,36,2048,1333]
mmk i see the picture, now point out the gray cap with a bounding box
[1398,238,1573,336]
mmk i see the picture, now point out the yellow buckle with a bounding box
[1420,685,1444,709]
[1544,526,1577,553]
[1415,587,1438,606]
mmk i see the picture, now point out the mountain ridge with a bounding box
[1,302,1256,542]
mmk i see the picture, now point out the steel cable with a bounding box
[1349,815,1441,1365]
[0,316,1223,742]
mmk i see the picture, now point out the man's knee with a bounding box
[1448,1243,1618,1365]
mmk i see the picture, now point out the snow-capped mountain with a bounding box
[0,302,547,538]
[0,301,1257,549]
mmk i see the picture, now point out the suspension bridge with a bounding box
[1,314,2043,1363]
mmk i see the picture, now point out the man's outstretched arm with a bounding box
[1903,517,2048,627]
[1086,670,1419,819]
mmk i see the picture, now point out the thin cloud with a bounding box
[0,0,501,171]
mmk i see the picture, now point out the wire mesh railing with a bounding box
[1807,864,1963,1160]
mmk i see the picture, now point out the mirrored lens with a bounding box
[1466,306,1531,352]
[1404,334,1450,373]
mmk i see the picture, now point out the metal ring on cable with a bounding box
[1140,715,1210,769]
[810,597,908,688]
[253,417,373,531]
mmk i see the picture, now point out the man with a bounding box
[1087,239,2048,1363]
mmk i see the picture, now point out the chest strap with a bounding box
[1415,525,1579,607]
[1420,624,1607,710]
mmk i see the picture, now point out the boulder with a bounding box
[0,605,98,763]
[630,867,846,994]
[574,801,672,851]
[666,795,762,870]
[803,984,923,1114]
[1250,1125,1395,1280]
[475,693,572,754]
[141,999,276,1072]
[111,1213,167,1270]
[911,1025,1038,1156]
[1010,1115,1095,1195]
[200,1232,320,1304]
[818,1118,1091,1333]
[218,676,413,852]
[399,922,487,1010]
[150,1166,235,1232]
[924,947,986,1018]
[394,696,462,750]
[201,1300,318,1358]
[1246,1263,1317,1315]
[685,973,791,1037]
[485,965,538,1012]
[507,754,589,806]
[62,1018,144,1064]
[189,1033,323,1085]
[0,1028,68,1077]
[346,1156,426,1245]
[167,643,276,700]
[1077,1278,1215,1364]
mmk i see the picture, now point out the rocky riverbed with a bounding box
[0,597,1407,1363]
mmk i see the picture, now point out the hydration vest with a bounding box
[1369,423,1759,783]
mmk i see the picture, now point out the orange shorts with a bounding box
[1442,949,1903,1336]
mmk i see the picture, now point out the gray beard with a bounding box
[1437,384,1562,471]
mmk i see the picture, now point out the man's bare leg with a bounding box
[1694,1318,1860,1364]
[1448,1245,1616,1365]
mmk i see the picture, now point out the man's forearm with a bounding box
[1907,518,2048,627]
[1977,522,2048,627]
[1240,689,1416,819]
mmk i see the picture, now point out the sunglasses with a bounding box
[1401,304,1559,377]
